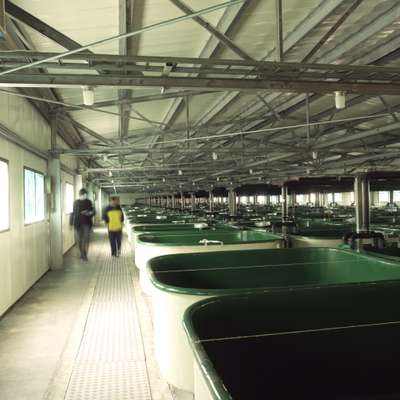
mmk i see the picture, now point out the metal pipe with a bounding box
[57,113,391,157]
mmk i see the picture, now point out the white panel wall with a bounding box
[0,90,50,152]
[0,92,80,316]
[62,171,75,254]
[0,136,49,316]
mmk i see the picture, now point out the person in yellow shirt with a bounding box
[103,196,124,257]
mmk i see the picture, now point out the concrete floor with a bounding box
[0,228,190,400]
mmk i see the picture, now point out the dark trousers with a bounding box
[75,224,91,259]
[108,230,122,256]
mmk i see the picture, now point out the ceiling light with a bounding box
[178,170,183,175]
[162,178,166,182]
[108,170,112,177]
[82,86,94,106]
[212,152,218,161]
[249,169,253,175]
[334,91,346,110]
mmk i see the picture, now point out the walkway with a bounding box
[0,228,185,400]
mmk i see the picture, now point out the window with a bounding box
[394,191,400,202]
[310,193,316,204]
[334,193,343,204]
[0,160,9,231]
[378,191,390,204]
[270,195,278,204]
[296,194,306,205]
[65,183,74,214]
[24,168,45,224]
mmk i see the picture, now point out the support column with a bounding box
[266,194,270,205]
[281,184,289,221]
[180,191,185,210]
[354,174,370,233]
[390,190,394,204]
[315,192,320,207]
[228,188,237,217]
[209,190,214,212]
[75,174,83,199]
[191,193,196,212]
[87,181,94,202]
[253,195,257,205]
[49,156,63,270]
[171,195,176,209]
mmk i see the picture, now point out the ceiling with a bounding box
[1,0,400,194]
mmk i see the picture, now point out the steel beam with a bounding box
[0,0,246,77]
[302,0,364,63]
[1,73,400,94]
[169,0,252,60]
[5,1,83,50]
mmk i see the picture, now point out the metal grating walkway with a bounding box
[64,237,152,400]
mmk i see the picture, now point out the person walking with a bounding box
[103,196,124,257]
[70,188,95,261]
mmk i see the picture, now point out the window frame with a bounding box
[0,157,10,233]
[23,166,46,226]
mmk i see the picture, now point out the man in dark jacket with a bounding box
[103,196,124,257]
[70,188,95,261]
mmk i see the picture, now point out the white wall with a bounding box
[0,91,79,316]
[0,136,49,316]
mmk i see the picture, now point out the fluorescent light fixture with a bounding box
[82,86,95,106]
[334,91,346,109]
